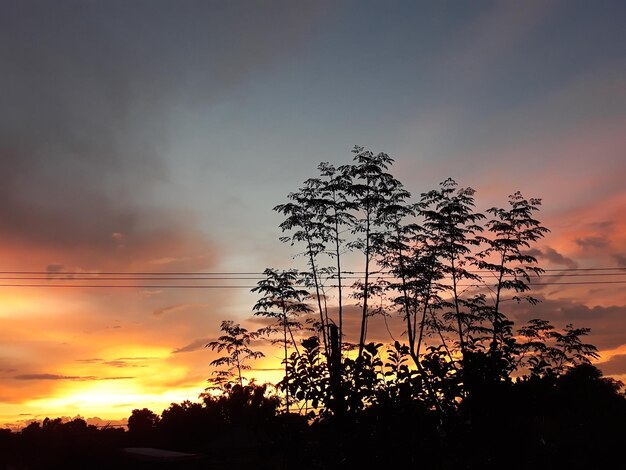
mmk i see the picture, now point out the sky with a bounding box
[0,0,625,427]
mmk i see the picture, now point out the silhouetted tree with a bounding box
[348,146,410,356]
[158,400,210,451]
[419,178,485,363]
[207,146,620,470]
[206,320,265,388]
[275,182,332,357]
[517,320,599,378]
[307,162,357,353]
[128,408,159,446]
[474,192,548,373]
[252,268,311,411]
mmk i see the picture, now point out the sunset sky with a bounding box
[1,0,625,427]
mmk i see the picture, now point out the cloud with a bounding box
[525,247,578,269]
[598,354,626,376]
[115,357,158,361]
[76,357,156,368]
[505,296,626,353]
[355,288,626,377]
[575,236,611,250]
[46,264,73,279]
[0,1,327,272]
[153,303,208,317]
[75,359,104,364]
[172,338,210,354]
[13,374,133,381]
[612,254,626,267]
[102,361,147,369]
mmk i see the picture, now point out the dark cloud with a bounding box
[115,357,158,362]
[102,361,147,369]
[612,254,626,267]
[13,374,133,381]
[75,358,104,364]
[45,264,77,280]
[525,247,578,269]
[587,221,614,231]
[46,264,65,274]
[76,357,154,368]
[351,291,626,377]
[575,236,610,250]
[172,338,210,354]
[598,354,626,376]
[0,0,325,267]
[506,297,626,352]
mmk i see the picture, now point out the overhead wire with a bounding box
[0,268,624,288]
[0,267,624,276]
[0,272,625,280]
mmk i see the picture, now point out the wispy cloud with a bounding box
[172,339,210,354]
[14,374,133,381]
[76,357,156,368]
[153,303,208,317]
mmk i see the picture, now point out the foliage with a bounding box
[517,319,600,378]
[127,408,160,445]
[7,417,126,468]
[252,268,311,411]
[202,382,281,427]
[268,147,608,419]
[206,320,265,388]
[200,145,622,467]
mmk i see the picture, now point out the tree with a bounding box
[476,192,549,363]
[232,145,609,439]
[275,179,333,357]
[158,401,210,450]
[128,408,160,444]
[206,320,265,388]
[274,162,356,357]
[348,146,410,356]
[313,162,355,353]
[252,268,311,412]
[517,320,599,378]
[418,178,485,363]
[201,382,281,429]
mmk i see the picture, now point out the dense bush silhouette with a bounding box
[2,363,624,469]
[2,418,126,469]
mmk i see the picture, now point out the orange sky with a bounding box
[1,200,624,428]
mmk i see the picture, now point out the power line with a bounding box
[0,271,265,275]
[0,277,270,281]
[1,281,626,289]
[526,281,626,286]
[0,272,624,281]
[0,284,258,289]
[0,267,624,289]
[0,267,624,275]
